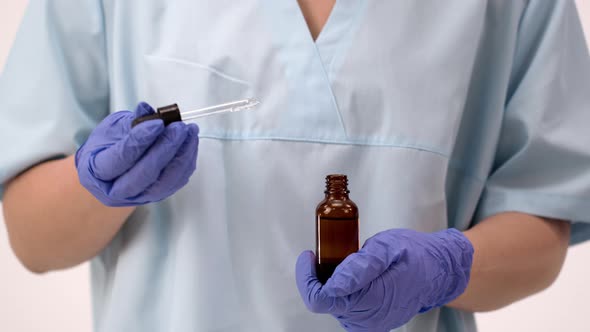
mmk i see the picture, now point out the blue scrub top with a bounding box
[2,1,590,331]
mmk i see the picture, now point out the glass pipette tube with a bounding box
[181,98,260,120]
[131,98,260,127]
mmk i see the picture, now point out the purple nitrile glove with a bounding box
[75,102,199,207]
[296,228,474,332]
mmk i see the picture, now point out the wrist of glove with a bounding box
[75,102,199,207]
[296,228,474,332]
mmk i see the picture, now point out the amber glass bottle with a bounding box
[316,174,359,284]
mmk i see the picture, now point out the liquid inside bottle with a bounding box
[316,174,359,284]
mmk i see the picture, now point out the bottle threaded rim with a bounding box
[325,174,349,194]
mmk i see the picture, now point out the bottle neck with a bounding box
[325,174,350,200]
[325,192,349,200]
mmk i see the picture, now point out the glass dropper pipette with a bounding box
[132,98,260,127]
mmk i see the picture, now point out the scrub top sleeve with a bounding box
[475,0,590,244]
[0,0,109,199]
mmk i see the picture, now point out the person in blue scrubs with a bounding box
[2,1,590,331]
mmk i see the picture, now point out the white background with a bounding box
[1,1,590,331]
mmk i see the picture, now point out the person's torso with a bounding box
[92,1,526,331]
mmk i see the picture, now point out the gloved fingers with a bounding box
[109,122,189,199]
[323,233,403,297]
[134,101,157,118]
[92,118,165,181]
[141,124,200,199]
[296,251,348,314]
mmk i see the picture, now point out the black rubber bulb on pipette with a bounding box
[131,104,182,127]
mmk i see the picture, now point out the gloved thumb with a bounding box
[323,231,404,297]
[295,251,347,314]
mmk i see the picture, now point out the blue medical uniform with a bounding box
[1,1,590,331]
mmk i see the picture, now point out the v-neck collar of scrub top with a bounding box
[259,1,368,141]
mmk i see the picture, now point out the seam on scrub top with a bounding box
[311,42,349,139]
[144,54,252,87]
[97,0,112,123]
[198,134,450,158]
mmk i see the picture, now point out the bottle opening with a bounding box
[325,174,349,195]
